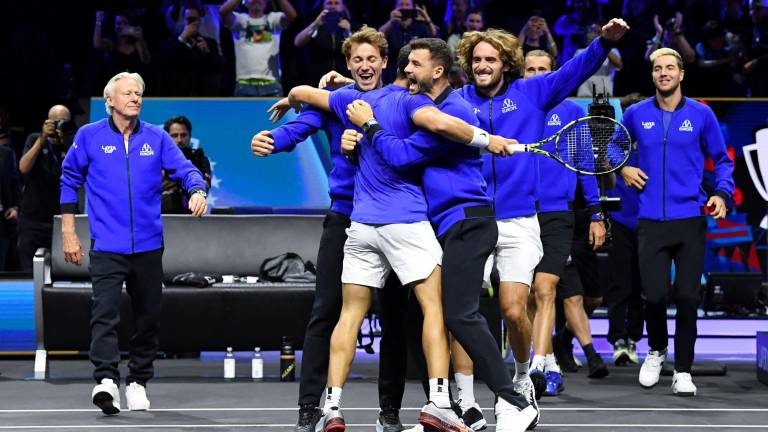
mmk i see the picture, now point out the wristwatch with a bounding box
[192,189,207,198]
[361,119,379,135]
[590,211,605,222]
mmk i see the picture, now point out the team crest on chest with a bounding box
[679,119,693,132]
[502,98,517,113]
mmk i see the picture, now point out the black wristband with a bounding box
[365,123,382,142]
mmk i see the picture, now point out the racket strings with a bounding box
[558,118,631,174]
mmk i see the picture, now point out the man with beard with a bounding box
[271,41,517,431]
[453,19,628,402]
[341,38,538,432]
[620,48,733,396]
[251,26,414,432]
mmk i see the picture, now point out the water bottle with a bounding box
[251,347,264,380]
[224,347,236,379]
[280,337,295,382]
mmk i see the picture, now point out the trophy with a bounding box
[743,127,768,229]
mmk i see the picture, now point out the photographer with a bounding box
[93,11,152,79]
[379,0,438,82]
[644,13,696,64]
[519,15,559,58]
[160,4,223,96]
[161,116,212,214]
[17,105,75,272]
[293,0,351,86]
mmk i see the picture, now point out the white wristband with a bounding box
[469,126,490,149]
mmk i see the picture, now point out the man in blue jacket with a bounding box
[454,19,628,400]
[60,72,207,415]
[521,50,609,393]
[619,48,733,396]
[250,26,413,432]
[342,38,538,432]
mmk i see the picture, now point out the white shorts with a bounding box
[342,221,442,288]
[483,214,543,287]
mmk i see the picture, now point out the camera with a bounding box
[399,8,417,19]
[54,119,76,136]
[322,11,341,32]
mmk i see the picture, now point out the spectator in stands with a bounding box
[554,0,596,63]
[379,0,438,82]
[161,116,212,214]
[645,13,696,64]
[745,0,768,96]
[159,4,223,96]
[220,0,297,97]
[447,8,485,57]
[93,11,152,78]
[294,0,352,88]
[164,0,223,54]
[0,141,20,271]
[696,20,742,96]
[519,15,559,58]
[442,0,469,38]
[17,105,74,272]
[576,23,622,96]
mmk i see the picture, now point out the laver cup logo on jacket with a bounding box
[140,143,154,156]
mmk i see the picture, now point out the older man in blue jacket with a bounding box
[60,72,207,415]
[620,48,734,397]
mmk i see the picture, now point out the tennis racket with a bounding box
[507,115,633,175]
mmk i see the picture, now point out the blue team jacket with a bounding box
[60,118,206,254]
[269,93,354,216]
[458,36,612,220]
[367,86,492,236]
[621,97,734,221]
[538,100,600,213]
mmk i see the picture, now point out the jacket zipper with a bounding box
[489,97,496,211]
[661,109,669,221]
[124,136,135,253]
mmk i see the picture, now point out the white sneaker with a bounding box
[513,376,539,428]
[671,371,697,396]
[639,349,666,388]
[92,378,120,415]
[495,397,538,432]
[125,382,150,411]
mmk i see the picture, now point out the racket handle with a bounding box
[507,143,527,153]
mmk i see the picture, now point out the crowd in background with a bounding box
[0,0,766,272]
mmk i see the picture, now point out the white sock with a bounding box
[429,378,451,408]
[514,360,530,382]
[454,373,475,410]
[530,355,546,372]
[545,354,561,373]
[323,387,342,411]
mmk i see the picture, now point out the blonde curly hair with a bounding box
[457,29,523,83]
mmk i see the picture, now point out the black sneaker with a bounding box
[460,403,487,431]
[294,404,322,432]
[587,355,609,378]
[553,333,579,373]
[613,339,630,366]
[377,408,405,432]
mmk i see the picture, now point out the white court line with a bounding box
[1,424,768,430]
[3,407,768,413]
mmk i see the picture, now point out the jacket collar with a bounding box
[108,116,141,135]
[434,83,453,105]
[652,95,686,112]
[473,78,511,100]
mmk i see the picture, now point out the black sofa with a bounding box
[32,214,324,379]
